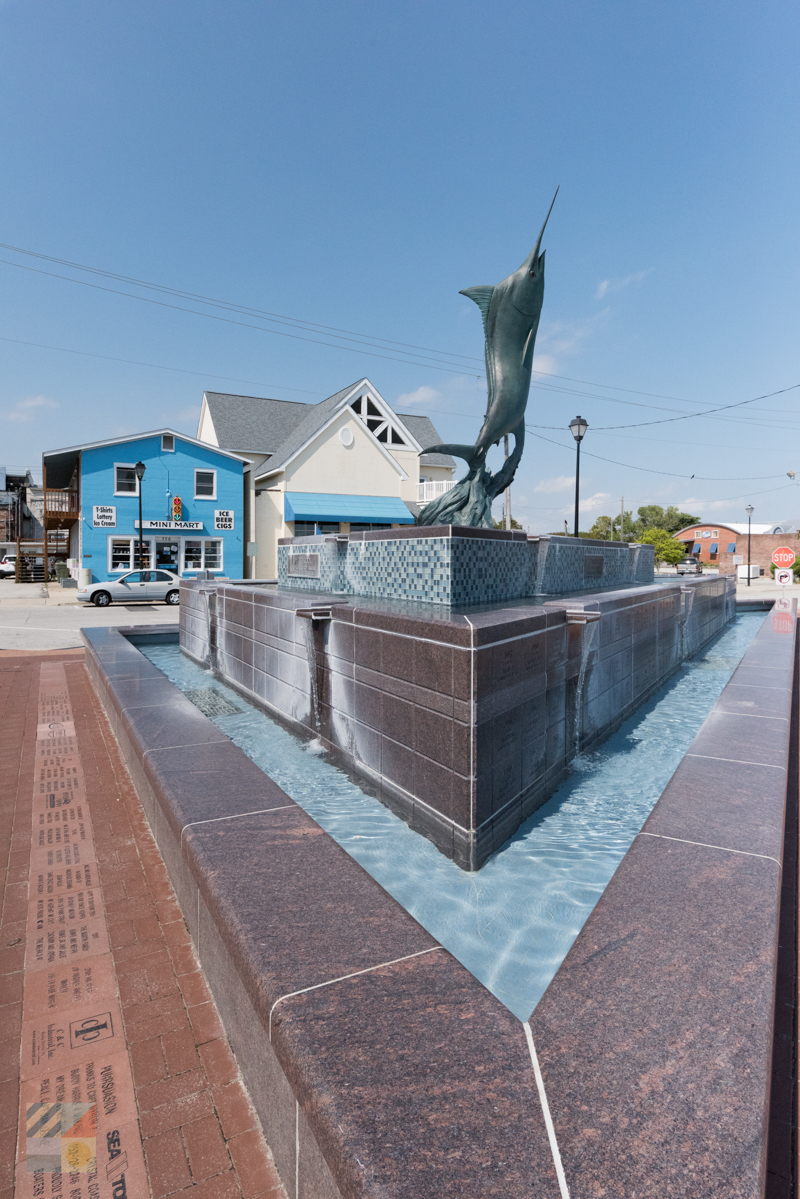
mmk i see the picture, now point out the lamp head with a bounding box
[134,461,146,481]
[745,504,754,517]
[569,416,588,442]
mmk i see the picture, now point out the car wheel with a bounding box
[93,591,112,607]
[165,590,180,606]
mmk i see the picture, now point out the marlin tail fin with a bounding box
[423,443,484,469]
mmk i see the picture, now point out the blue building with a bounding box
[42,430,247,582]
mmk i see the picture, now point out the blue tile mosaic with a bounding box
[276,533,654,606]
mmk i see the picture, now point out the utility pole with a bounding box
[503,434,511,530]
[620,496,625,542]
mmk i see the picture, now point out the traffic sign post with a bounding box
[772,547,796,568]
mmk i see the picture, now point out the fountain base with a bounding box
[180,572,735,869]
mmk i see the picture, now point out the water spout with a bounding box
[296,608,332,739]
[566,609,601,754]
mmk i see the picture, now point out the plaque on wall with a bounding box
[288,553,320,578]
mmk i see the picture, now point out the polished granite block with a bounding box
[184,809,438,1005]
[273,950,560,1199]
[529,834,782,1198]
[642,754,787,861]
[178,573,737,869]
[83,589,794,1198]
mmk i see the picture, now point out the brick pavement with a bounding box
[0,649,287,1199]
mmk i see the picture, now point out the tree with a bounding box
[662,506,701,534]
[636,504,666,531]
[588,515,614,540]
[492,516,524,530]
[612,510,639,539]
[637,527,685,566]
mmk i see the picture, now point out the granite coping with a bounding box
[82,596,795,1198]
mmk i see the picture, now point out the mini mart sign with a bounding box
[135,520,203,530]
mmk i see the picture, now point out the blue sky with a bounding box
[0,0,798,531]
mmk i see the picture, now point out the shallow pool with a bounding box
[142,612,764,1019]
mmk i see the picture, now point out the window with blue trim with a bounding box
[727,542,736,552]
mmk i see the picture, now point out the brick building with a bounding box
[674,521,799,575]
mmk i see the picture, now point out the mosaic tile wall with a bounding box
[529,536,655,595]
[277,534,531,605]
[277,533,654,605]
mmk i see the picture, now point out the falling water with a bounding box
[573,617,600,753]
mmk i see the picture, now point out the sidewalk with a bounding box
[0,649,286,1199]
[0,581,81,608]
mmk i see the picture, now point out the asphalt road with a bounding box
[0,581,179,650]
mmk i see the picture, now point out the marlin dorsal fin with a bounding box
[459,285,495,335]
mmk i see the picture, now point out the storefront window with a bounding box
[111,540,132,570]
[184,541,203,570]
[182,539,222,572]
[133,540,151,569]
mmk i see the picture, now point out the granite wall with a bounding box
[82,598,797,1198]
[180,572,735,869]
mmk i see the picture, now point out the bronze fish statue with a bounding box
[418,189,558,528]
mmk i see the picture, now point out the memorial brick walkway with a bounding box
[0,649,287,1199]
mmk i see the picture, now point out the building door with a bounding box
[155,539,179,571]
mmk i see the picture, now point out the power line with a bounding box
[0,241,483,369]
[529,382,800,432]
[0,257,482,377]
[0,334,325,396]
[4,239,798,428]
[527,429,790,482]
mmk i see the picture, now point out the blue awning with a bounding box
[727,542,736,552]
[692,543,701,553]
[709,543,718,553]
[284,492,414,525]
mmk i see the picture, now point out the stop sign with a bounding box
[772,546,796,567]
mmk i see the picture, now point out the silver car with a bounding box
[77,569,181,607]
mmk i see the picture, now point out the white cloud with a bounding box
[2,396,59,423]
[395,385,442,407]
[576,491,614,514]
[534,474,575,493]
[595,270,652,300]
[530,354,558,376]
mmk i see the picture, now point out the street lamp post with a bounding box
[569,416,589,538]
[745,504,754,588]
[135,461,146,571]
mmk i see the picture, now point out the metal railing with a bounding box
[417,480,455,504]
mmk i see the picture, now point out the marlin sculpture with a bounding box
[417,189,558,528]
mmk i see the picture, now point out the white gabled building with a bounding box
[197,377,455,578]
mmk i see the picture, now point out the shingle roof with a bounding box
[257,381,366,476]
[203,392,311,454]
[396,414,456,468]
[204,381,455,474]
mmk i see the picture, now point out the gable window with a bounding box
[194,469,216,499]
[161,434,175,452]
[114,464,139,495]
[349,394,409,448]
